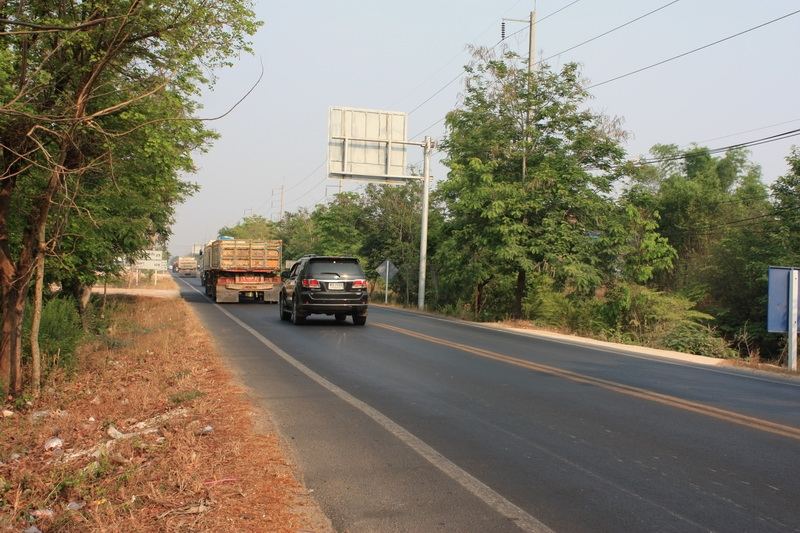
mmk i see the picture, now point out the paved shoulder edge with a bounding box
[372,304,725,367]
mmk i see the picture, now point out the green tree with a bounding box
[220,215,276,240]
[439,49,660,319]
[628,145,797,359]
[276,209,319,261]
[0,0,260,393]
[310,193,366,258]
[361,182,428,304]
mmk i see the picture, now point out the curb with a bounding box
[373,304,726,367]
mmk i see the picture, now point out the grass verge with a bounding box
[1,295,328,531]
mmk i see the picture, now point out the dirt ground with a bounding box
[104,271,184,291]
[0,294,332,532]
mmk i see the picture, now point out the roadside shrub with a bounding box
[524,275,570,328]
[654,322,735,359]
[23,297,83,374]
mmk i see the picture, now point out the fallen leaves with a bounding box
[0,295,322,531]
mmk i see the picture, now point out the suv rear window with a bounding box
[307,259,364,279]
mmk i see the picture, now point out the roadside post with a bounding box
[767,266,800,371]
[327,107,434,310]
[376,259,399,304]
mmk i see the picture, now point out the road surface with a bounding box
[177,277,800,532]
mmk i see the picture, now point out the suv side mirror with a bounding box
[280,270,290,279]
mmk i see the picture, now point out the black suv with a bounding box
[279,256,369,325]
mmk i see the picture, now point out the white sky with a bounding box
[168,0,800,255]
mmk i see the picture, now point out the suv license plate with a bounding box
[328,282,344,290]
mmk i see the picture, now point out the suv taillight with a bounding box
[351,279,367,289]
[301,278,320,288]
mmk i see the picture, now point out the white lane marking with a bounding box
[178,278,552,533]
[372,306,800,388]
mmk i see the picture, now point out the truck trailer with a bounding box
[201,239,282,303]
[176,256,198,277]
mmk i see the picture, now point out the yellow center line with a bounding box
[374,322,800,442]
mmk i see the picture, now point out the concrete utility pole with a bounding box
[528,10,536,74]
[503,10,537,72]
[417,136,433,310]
[271,186,285,221]
[504,8,536,181]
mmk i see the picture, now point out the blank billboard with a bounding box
[328,107,408,181]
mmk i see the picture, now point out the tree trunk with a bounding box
[101,274,108,319]
[0,289,16,394]
[0,151,67,395]
[76,284,92,331]
[473,277,493,319]
[512,269,526,320]
[0,283,26,394]
[63,279,92,330]
[30,227,45,396]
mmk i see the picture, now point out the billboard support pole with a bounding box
[417,136,432,310]
[790,269,798,371]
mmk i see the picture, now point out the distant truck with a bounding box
[176,256,198,277]
[201,239,282,303]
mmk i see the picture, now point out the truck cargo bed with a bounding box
[206,240,281,271]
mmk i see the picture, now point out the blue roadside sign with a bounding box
[767,266,800,333]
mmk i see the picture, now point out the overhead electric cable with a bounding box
[408,1,677,139]
[536,0,584,24]
[409,0,586,117]
[692,117,800,145]
[635,128,800,165]
[284,161,326,193]
[538,0,681,65]
[394,0,527,108]
[286,174,328,208]
[691,207,799,235]
[588,8,800,89]
[410,117,447,141]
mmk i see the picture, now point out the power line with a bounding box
[286,174,328,208]
[409,0,586,118]
[410,116,447,141]
[692,207,799,236]
[691,117,800,146]
[285,161,326,193]
[408,1,679,138]
[536,0,584,24]
[280,4,539,209]
[537,0,681,65]
[636,128,800,165]
[394,0,528,109]
[588,8,800,89]
[408,73,464,115]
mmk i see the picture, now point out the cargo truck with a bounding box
[201,239,282,303]
[176,256,198,277]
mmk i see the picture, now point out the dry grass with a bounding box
[1,295,327,532]
[105,272,181,291]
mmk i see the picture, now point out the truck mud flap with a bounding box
[214,285,240,303]
[262,286,282,304]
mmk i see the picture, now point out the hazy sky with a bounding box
[168,0,800,256]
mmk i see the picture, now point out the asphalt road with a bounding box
[177,277,800,532]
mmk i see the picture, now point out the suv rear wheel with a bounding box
[352,312,366,326]
[291,296,306,325]
[279,294,290,321]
